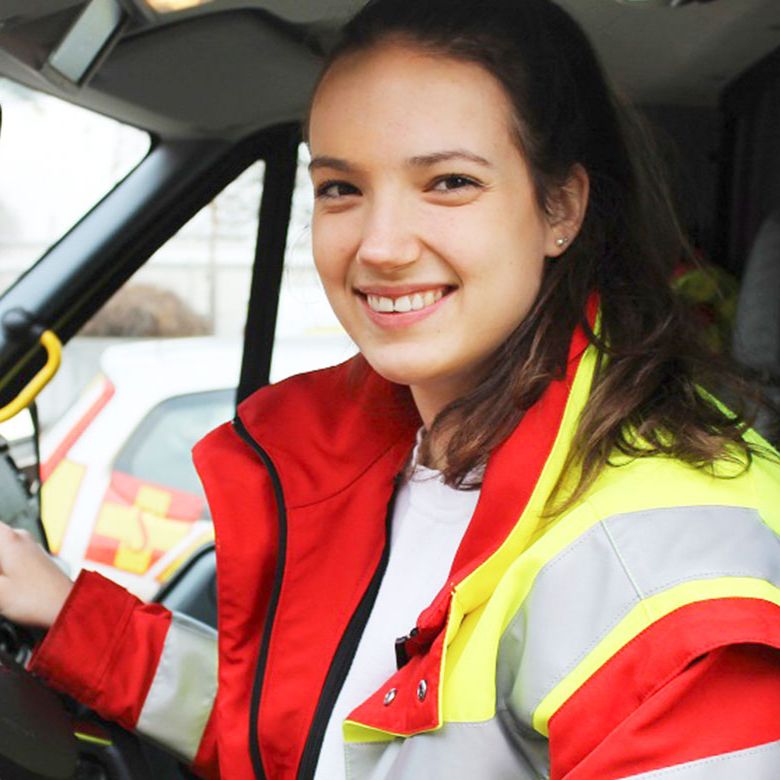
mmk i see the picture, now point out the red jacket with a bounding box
[30,342,780,779]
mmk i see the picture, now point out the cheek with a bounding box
[507,241,546,302]
[311,219,343,287]
[479,221,547,323]
[312,219,352,288]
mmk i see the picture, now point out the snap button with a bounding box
[417,679,428,702]
[383,688,397,706]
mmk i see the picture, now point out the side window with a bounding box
[82,160,265,342]
[115,390,235,498]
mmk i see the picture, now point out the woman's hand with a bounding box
[0,523,73,629]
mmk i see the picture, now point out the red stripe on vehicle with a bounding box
[41,378,116,481]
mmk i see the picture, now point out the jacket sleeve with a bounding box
[548,598,780,779]
[29,569,220,780]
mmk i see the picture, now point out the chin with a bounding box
[361,351,443,388]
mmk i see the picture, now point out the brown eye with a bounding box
[315,181,360,199]
[431,175,481,192]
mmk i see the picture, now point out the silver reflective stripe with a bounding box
[135,612,218,762]
[500,505,780,725]
[344,719,544,780]
[621,739,780,778]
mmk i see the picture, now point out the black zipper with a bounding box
[296,479,400,780]
[232,416,287,780]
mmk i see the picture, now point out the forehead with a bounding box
[308,42,517,158]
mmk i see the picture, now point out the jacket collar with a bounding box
[237,356,420,508]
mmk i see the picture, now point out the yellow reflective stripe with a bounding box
[343,720,398,744]
[586,457,757,520]
[442,497,604,723]
[441,497,776,726]
[440,590,495,723]
[531,578,780,736]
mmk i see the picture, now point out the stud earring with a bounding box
[555,236,569,248]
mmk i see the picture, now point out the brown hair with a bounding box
[313,0,769,505]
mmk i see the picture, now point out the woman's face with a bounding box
[308,42,563,425]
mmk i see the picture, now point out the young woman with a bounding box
[1,1,779,778]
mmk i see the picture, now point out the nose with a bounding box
[356,195,421,271]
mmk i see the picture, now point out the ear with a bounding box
[544,164,590,258]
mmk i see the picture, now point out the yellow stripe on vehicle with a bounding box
[40,459,85,554]
[135,484,173,515]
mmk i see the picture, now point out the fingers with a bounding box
[0,524,35,570]
[0,524,72,628]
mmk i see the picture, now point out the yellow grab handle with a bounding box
[0,329,62,423]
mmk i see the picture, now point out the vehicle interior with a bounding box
[0,0,779,777]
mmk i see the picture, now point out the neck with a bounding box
[410,375,475,431]
[410,374,482,471]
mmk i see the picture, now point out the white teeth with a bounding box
[367,295,394,312]
[365,289,448,314]
[394,295,412,313]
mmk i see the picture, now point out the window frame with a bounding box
[0,122,300,413]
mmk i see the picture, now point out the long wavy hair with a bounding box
[311,0,767,505]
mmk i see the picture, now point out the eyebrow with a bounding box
[407,150,493,168]
[308,149,493,173]
[308,155,354,173]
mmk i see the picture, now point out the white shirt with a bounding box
[314,449,481,779]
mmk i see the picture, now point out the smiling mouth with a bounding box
[362,287,450,314]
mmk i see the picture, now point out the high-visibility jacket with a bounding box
[31,323,780,779]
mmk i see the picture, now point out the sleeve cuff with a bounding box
[29,569,139,706]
